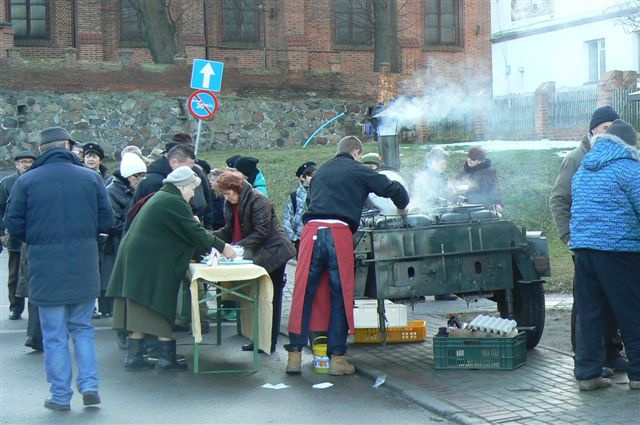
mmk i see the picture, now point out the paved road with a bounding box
[0,251,450,425]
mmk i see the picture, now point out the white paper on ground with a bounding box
[261,383,290,390]
[373,375,386,388]
[312,382,334,389]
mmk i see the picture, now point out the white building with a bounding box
[491,0,640,96]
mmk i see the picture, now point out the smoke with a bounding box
[376,69,491,136]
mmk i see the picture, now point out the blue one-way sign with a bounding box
[190,59,224,92]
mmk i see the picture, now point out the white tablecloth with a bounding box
[188,263,273,353]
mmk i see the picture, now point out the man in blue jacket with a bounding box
[570,119,640,391]
[4,127,114,410]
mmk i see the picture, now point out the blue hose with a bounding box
[303,112,345,148]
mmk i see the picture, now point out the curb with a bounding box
[351,360,490,425]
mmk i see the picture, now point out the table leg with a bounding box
[216,288,222,345]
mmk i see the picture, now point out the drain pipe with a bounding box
[203,1,209,59]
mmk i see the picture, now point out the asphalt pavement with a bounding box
[0,251,450,425]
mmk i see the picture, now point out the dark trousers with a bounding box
[7,250,24,315]
[269,263,287,351]
[574,249,640,381]
[570,255,622,358]
[288,228,348,356]
[26,300,42,344]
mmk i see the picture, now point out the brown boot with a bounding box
[329,355,355,376]
[286,351,302,374]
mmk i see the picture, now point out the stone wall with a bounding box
[0,91,366,164]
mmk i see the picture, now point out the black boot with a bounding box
[158,340,188,371]
[125,338,155,371]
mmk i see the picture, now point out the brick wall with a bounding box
[1,0,492,100]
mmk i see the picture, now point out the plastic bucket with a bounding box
[312,336,330,374]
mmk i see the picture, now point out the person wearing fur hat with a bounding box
[99,154,148,322]
[284,161,316,252]
[83,143,111,185]
[549,105,627,375]
[455,147,503,212]
[107,166,236,371]
[570,119,640,391]
[234,156,269,197]
[0,150,37,321]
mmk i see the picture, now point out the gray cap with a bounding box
[607,119,637,147]
[39,127,77,146]
[163,166,201,187]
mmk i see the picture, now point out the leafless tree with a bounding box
[617,0,640,32]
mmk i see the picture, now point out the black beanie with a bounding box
[225,155,242,168]
[234,157,259,183]
[607,119,637,146]
[295,161,316,177]
[589,106,619,131]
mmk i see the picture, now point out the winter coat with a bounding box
[549,136,590,244]
[252,169,269,197]
[0,172,23,251]
[214,181,296,274]
[304,153,409,233]
[105,171,135,254]
[283,182,309,242]
[570,134,640,252]
[106,183,226,324]
[132,156,213,227]
[455,159,503,208]
[4,148,114,306]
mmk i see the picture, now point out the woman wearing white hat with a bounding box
[106,166,236,371]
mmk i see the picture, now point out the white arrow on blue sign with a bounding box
[190,59,224,92]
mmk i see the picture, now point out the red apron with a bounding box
[288,221,355,334]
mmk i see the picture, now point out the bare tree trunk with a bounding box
[373,0,398,72]
[130,0,178,64]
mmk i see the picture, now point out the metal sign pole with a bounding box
[195,119,203,156]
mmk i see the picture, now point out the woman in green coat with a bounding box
[107,166,236,371]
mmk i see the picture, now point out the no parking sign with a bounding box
[188,90,219,121]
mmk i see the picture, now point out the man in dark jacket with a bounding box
[286,136,409,376]
[549,105,627,375]
[0,150,36,320]
[4,127,113,410]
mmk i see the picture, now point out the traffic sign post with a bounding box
[191,59,224,92]
[187,90,220,155]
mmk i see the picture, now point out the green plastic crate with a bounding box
[433,332,527,370]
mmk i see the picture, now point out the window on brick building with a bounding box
[120,0,145,42]
[222,0,259,43]
[335,0,372,45]
[586,38,605,82]
[8,0,49,40]
[424,0,460,46]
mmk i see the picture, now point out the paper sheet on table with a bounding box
[312,382,334,389]
[262,383,290,390]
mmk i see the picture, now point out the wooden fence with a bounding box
[550,87,597,128]
[612,89,640,131]
[486,94,535,138]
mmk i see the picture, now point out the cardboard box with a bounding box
[353,300,408,328]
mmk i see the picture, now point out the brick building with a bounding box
[1,0,492,99]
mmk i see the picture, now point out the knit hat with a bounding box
[121,145,143,159]
[467,147,486,161]
[13,151,37,161]
[361,153,380,166]
[589,106,620,131]
[120,153,147,178]
[225,155,242,168]
[295,161,317,177]
[163,165,201,187]
[234,157,259,178]
[83,143,104,159]
[195,159,212,175]
[39,127,76,146]
[606,119,638,147]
